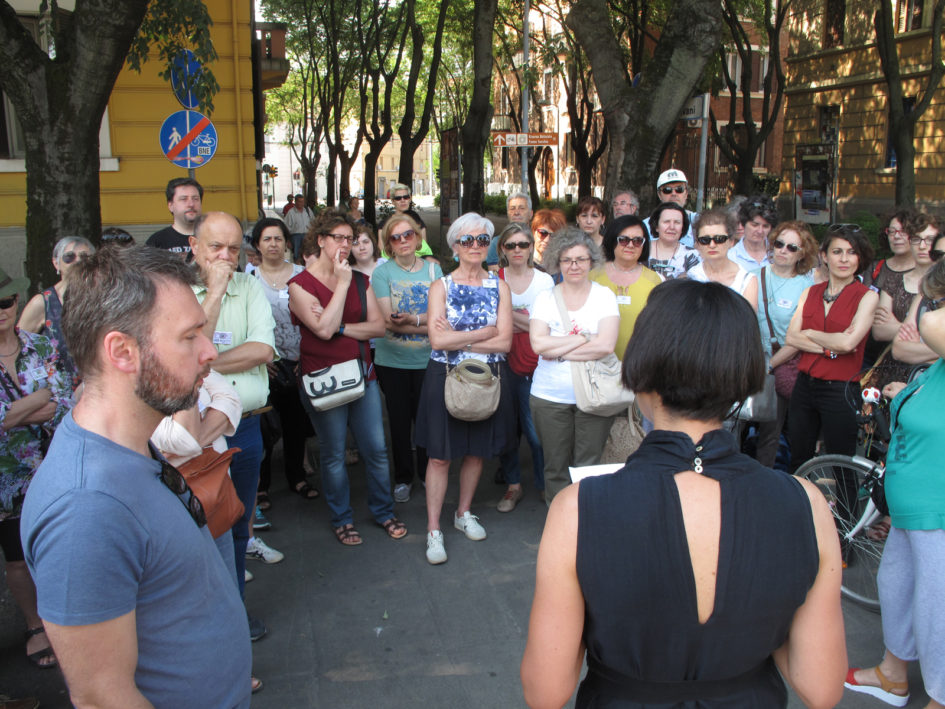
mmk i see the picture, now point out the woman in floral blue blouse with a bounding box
[0,268,73,669]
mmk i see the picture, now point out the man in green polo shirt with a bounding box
[189,212,280,636]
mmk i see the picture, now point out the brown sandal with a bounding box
[381,517,408,540]
[333,524,362,546]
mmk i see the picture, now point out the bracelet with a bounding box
[338,324,345,335]
[465,343,471,351]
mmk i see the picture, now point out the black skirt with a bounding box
[415,359,516,461]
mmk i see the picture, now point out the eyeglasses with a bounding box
[392,195,411,201]
[772,239,801,253]
[61,251,89,265]
[884,227,906,238]
[456,234,491,248]
[660,186,686,195]
[560,256,591,268]
[390,229,416,242]
[696,234,730,246]
[0,295,17,310]
[326,233,356,244]
[909,235,935,246]
[159,460,207,528]
[931,249,945,262]
[616,235,646,247]
[535,228,553,239]
[503,241,532,251]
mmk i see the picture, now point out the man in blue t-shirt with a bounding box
[21,247,252,708]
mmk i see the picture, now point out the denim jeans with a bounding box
[498,370,544,489]
[291,233,304,260]
[224,414,264,598]
[299,379,394,528]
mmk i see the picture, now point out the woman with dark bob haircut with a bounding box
[522,279,846,709]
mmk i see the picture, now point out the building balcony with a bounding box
[257,22,289,90]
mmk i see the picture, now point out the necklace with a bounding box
[259,262,289,288]
[0,340,19,357]
[397,257,419,272]
[822,283,848,303]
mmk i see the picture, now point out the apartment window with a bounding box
[897,0,924,31]
[885,96,917,168]
[824,0,845,48]
[715,123,766,172]
[542,71,554,103]
[818,105,840,144]
[725,49,767,94]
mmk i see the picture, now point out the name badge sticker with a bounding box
[776,298,793,309]
[616,295,633,306]
[484,279,498,288]
[279,288,290,299]
[213,331,233,346]
[29,366,48,382]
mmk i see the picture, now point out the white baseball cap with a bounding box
[657,169,688,188]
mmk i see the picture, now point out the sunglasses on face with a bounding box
[536,228,552,239]
[772,239,801,253]
[159,461,207,529]
[456,234,491,248]
[503,241,532,251]
[390,229,416,242]
[392,195,411,201]
[696,234,730,246]
[0,295,17,310]
[616,235,646,247]
[61,251,89,265]
[660,186,686,195]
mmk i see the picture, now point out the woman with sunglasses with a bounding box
[689,208,758,312]
[529,228,620,505]
[786,225,878,515]
[371,215,443,504]
[18,236,95,393]
[892,231,945,373]
[592,215,663,358]
[381,183,435,261]
[531,208,568,269]
[753,222,818,468]
[415,213,513,564]
[289,213,406,547]
[646,203,699,280]
[494,222,554,511]
[0,267,72,670]
[868,212,940,391]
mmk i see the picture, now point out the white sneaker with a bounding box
[245,536,284,564]
[454,511,487,541]
[426,530,447,564]
[244,569,254,583]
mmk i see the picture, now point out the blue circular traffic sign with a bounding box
[170,50,203,110]
[159,110,217,169]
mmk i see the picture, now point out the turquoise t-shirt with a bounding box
[754,268,814,357]
[371,259,443,369]
[886,358,945,530]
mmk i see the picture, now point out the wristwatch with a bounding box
[338,324,345,335]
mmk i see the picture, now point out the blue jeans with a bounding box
[291,233,304,260]
[300,379,394,528]
[499,370,544,489]
[224,414,263,598]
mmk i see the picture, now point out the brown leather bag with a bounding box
[178,447,244,538]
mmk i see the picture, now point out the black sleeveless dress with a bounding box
[576,429,819,708]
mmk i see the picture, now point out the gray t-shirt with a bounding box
[255,263,304,361]
[21,413,252,709]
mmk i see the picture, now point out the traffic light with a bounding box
[271,166,279,177]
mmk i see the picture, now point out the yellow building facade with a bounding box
[782,0,945,219]
[0,0,285,276]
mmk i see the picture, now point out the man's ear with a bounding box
[101,331,141,375]
[189,235,199,252]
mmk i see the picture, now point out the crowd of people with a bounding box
[1,168,943,708]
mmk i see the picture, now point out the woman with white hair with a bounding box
[19,236,95,392]
[415,213,513,565]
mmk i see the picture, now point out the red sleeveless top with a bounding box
[797,280,870,382]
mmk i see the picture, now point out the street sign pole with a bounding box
[521,0,530,194]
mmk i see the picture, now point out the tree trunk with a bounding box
[363,150,380,225]
[892,121,917,205]
[460,0,498,214]
[567,0,722,213]
[326,156,337,206]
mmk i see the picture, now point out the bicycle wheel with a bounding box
[795,454,886,612]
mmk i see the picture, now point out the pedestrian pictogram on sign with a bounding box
[491,132,557,148]
[159,110,218,170]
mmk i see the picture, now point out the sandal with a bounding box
[256,491,272,511]
[845,667,909,706]
[333,523,363,546]
[380,517,408,540]
[25,627,57,669]
[292,481,320,500]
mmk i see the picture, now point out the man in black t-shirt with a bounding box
[146,178,203,258]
